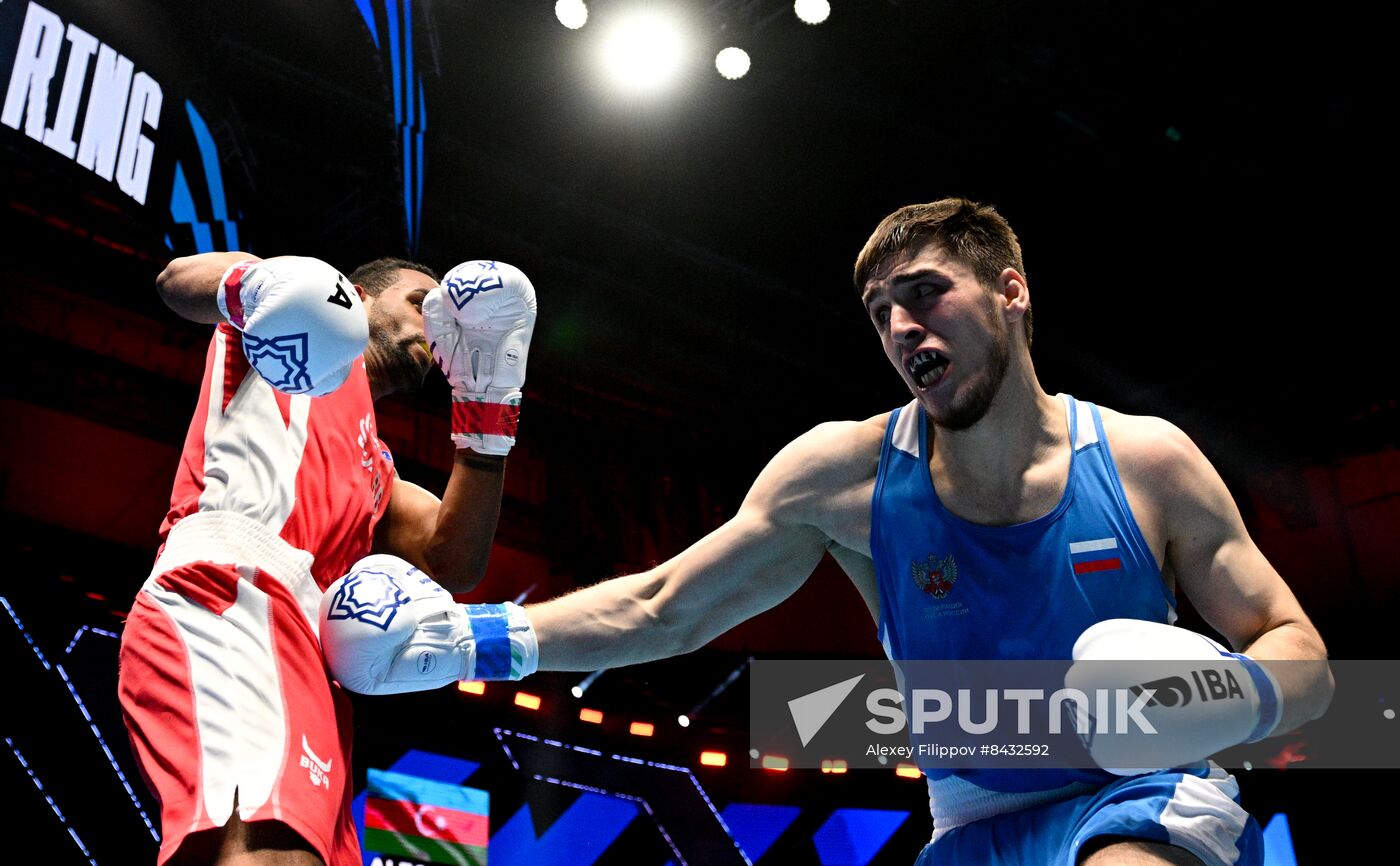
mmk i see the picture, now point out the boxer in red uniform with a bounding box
[117,253,536,866]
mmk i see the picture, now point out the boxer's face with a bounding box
[862,243,1011,430]
[363,268,435,397]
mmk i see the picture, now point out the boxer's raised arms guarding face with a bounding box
[124,250,537,866]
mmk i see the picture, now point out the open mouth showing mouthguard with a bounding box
[907,349,949,388]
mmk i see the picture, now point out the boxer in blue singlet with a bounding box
[875,394,1258,865]
[323,199,1334,866]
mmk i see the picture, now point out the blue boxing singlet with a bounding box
[870,394,1178,829]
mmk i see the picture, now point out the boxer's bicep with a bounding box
[373,477,439,575]
[652,506,829,651]
[529,507,827,670]
[1157,426,1333,729]
[530,426,844,670]
[652,423,849,648]
[1158,427,1314,652]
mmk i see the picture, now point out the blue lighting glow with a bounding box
[813,808,910,866]
[167,102,239,253]
[8,737,98,866]
[353,0,428,252]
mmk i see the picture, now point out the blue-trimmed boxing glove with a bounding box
[318,554,538,695]
[1065,618,1283,775]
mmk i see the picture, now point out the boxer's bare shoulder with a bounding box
[748,414,888,621]
[1095,406,1198,479]
[751,413,889,551]
[1093,406,1211,571]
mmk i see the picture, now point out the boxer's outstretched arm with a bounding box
[321,423,858,694]
[528,427,842,671]
[156,251,258,323]
[1142,418,1334,733]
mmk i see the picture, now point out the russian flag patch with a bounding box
[1069,537,1122,574]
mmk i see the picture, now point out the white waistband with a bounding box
[149,510,322,629]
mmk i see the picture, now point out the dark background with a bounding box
[3,0,1395,863]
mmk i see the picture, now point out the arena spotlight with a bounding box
[599,11,688,93]
[677,714,691,727]
[572,668,604,698]
[555,0,588,30]
[794,0,831,25]
[715,47,750,80]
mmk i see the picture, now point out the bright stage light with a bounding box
[573,669,603,698]
[556,0,588,30]
[794,0,830,26]
[599,12,687,93]
[715,47,750,80]
[677,714,691,727]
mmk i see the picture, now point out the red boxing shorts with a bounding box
[117,512,359,865]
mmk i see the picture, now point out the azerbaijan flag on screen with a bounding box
[364,768,489,865]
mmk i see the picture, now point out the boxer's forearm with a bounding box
[157,251,257,323]
[1241,621,1334,735]
[528,511,825,671]
[331,439,838,691]
[422,450,506,593]
[529,570,692,671]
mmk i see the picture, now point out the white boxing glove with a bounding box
[422,260,537,455]
[1065,618,1283,775]
[218,256,369,396]
[318,554,538,695]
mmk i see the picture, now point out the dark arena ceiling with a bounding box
[4,0,1394,467]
